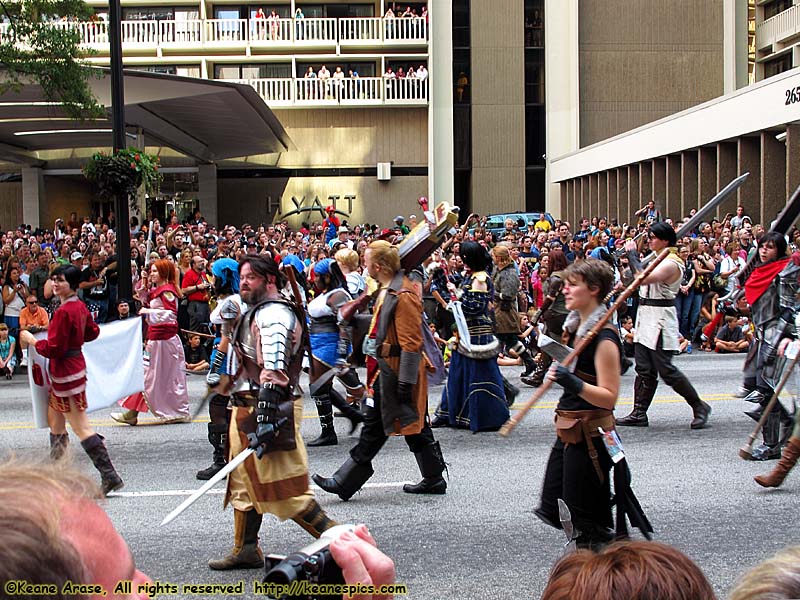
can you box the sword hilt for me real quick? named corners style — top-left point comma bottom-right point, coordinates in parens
top-left (247, 417), bottom-right (289, 459)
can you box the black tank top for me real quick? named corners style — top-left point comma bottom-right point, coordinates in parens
top-left (557, 327), bottom-right (622, 411)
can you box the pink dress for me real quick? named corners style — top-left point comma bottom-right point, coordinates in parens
top-left (120, 284), bottom-right (189, 418)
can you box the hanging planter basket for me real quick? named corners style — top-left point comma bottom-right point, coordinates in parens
top-left (83, 147), bottom-right (162, 210)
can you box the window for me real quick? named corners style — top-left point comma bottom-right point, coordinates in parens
top-left (764, 52), bottom-right (792, 79)
top-left (122, 6), bottom-right (173, 20)
top-left (214, 63), bottom-right (291, 79)
top-left (525, 169), bottom-right (545, 212)
top-left (764, 0), bottom-right (792, 20)
top-left (525, 49), bottom-right (544, 104)
top-left (130, 65), bottom-right (201, 78)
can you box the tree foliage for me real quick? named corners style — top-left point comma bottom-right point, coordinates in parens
top-left (0, 0), bottom-right (102, 118)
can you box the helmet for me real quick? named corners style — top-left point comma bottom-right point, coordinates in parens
top-left (394, 215), bottom-right (404, 223)
top-left (325, 205), bottom-right (335, 213)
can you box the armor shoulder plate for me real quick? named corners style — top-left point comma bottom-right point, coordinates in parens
top-left (255, 301), bottom-right (297, 372)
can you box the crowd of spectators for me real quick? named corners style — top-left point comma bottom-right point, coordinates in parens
top-left (0, 198), bottom-right (782, 379)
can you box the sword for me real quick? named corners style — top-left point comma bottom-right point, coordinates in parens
top-left (160, 418), bottom-right (287, 526)
top-left (538, 334), bottom-right (573, 366)
top-left (160, 445), bottom-right (253, 526)
top-left (558, 499), bottom-right (577, 553)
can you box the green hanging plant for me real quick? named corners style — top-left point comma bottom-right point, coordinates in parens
top-left (83, 148), bottom-right (162, 209)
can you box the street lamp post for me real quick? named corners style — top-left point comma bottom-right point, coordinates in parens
top-left (109, 0), bottom-right (132, 301)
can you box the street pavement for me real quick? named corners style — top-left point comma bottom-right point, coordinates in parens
top-left (1, 351), bottom-right (799, 599)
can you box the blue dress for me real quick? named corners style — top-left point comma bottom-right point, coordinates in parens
top-left (436, 271), bottom-right (509, 432)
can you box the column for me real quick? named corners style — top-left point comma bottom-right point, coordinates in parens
top-left (428, 0), bottom-right (454, 208)
top-left (607, 169), bottom-right (617, 224)
top-left (717, 141), bottom-right (737, 219)
top-left (785, 124), bottom-right (800, 201)
top-left (198, 164), bottom-right (218, 227)
top-left (652, 158), bottom-right (666, 217)
top-left (627, 165), bottom-right (639, 224)
top-left (737, 136), bottom-right (760, 223)
top-left (666, 155), bottom-right (681, 220)
top-left (21, 167), bottom-right (43, 229)
top-left (618, 168), bottom-right (629, 226)
top-left (681, 150), bottom-right (698, 218)
top-left (761, 131), bottom-right (786, 226)
top-left (698, 146), bottom-right (717, 214)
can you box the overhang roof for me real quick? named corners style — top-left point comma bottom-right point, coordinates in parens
top-left (0, 68), bottom-right (293, 165)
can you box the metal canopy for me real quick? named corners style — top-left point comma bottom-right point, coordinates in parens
top-left (0, 68), bottom-right (292, 165)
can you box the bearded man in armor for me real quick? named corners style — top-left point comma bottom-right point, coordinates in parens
top-left (208, 255), bottom-right (336, 570)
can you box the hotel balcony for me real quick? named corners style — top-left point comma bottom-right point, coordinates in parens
top-left (227, 76), bottom-right (428, 107)
top-left (25, 16), bottom-right (428, 54)
top-left (756, 4), bottom-right (800, 52)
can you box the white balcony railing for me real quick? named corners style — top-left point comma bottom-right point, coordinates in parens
top-left (205, 19), bottom-right (247, 44)
top-left (294, 18), bottom-right (337, 44)
top-left (121, 19), bottom-right (159, 45)
top-left (159, 19), bottom-right (202, 45)
top-left (234, 78), bottom-right (294, 106)
top-left (226, 76), bottom-right (427, 107)
top-left (757, 5), bottom-right (800, 51)
top-left (339, 17), bottom-right (381, 43)
top-left (384, 17), bottom-right (428, 42)
top-left (50, 15), bottom-right (427, 49)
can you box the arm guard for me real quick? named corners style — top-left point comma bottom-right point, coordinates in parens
top-left (255, 303), bottom-right (296, 372)
top-left (398, 350), bottom-right (421, 384)
top-left (626, 249), bottom-right (644, 275)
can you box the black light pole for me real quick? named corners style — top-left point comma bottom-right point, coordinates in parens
top-left (109, 0), bottom-right (132, 300)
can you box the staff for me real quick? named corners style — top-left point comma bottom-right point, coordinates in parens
top-left (500, 248), bottom-right (671, 437)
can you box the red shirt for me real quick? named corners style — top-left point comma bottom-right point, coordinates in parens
top-left (182, 268), bottom-right (210, 302)
top-left (35, 296), bottom-right (99, 397)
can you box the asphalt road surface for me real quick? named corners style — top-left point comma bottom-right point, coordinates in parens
top-left (2, 352), bottom-right (798, 599)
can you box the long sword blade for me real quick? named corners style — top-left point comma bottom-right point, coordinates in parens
top-left (160, 447), bottom-right (254, 526)
top-left (674, 172), bottom-right (749, 239)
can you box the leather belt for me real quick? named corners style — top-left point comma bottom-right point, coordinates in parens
top-left (639, 298), bottom-right (675, 307)
top-left (63, 349), bottom-right (81, 358)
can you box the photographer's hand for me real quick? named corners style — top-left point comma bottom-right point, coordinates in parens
top-left (329, 525), bottom-right (396, 600)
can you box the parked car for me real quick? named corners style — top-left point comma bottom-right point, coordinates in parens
top-left (473, 212), bottom-right (556, 238)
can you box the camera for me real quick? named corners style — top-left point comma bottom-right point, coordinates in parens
top-left (262, 524), bottom-right (353, 599)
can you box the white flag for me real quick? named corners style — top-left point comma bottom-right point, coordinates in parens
top-left (28, 318), bottom-right (144, 428)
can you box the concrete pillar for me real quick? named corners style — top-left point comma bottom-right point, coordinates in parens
top-left (581, 175), bottom-right (590, 221)
top-left (723, 0), bottom-right (749, 93)
top-left (618, 168), bottom-right (629, 226)
top-left (627, 165), bottom-right (639, 224)
top-left (737, 136), bottom-right (761, 225)
top-left (698, 146), bottom-right (717, 214)
top-left (589, 173), bottom-right (599, 222)
top-left (652, 158), bottom-right (666, 218)
top-left (607, 169), bottom-right (617, 225)
top-left (761, 131), bottom-right (785, 226)
top-left (717, 141), bottom-right (737, 219)
top-left (598, 171), bottom-right (608, 220)
top-left (666, 155), bottom-right (681, 221)
top-left (560, 182), bottom-right (569, 225)
top-left (570, 179), bottom-right (577, 227)
top-left (198, 164), bottom-right (218, 227)
top-left (681, 150), bottom-right (699, 218)
top-left (640, 161), bottom-right (653, 207)
top-left (786, 124), bottom-right (800, 202)
top-left (429, 0), bottom-right (454, 208)
top-left (21, 167), bottom-right (43, 229)
top-left (544, 0), bottom-right (579, 214)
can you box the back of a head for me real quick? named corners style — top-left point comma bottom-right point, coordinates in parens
top-left (541, 540), bottom-right (716, 600)
top-left (0, 458), bottom-right (99, 599)
top-left (729, 546), bottom-right (800, 600)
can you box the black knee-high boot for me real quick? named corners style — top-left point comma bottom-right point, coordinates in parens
top-left (308, 394), bottom-right (338, 447)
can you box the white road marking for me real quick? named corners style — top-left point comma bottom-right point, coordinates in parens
top-left (109, 481), bottom-right (412, 498)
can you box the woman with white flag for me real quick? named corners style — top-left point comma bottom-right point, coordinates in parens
top-left (20, 264), bottom-right (124, 496)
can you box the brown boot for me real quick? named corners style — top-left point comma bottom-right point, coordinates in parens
top-left (754, 437), bottom-right (800, 488)
top-left (292, 498), bottom-right (336, 538)
top-left (208, 509), bottom-right (264, 570)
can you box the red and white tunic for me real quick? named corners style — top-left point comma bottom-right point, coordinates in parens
top-left (35, 295), bottom-right (99, 412)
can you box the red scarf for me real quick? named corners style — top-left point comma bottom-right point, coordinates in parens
top-left (745, 257), bottom-right (789, 305)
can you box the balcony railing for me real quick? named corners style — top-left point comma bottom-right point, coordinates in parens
top-left (26, 16), bottom-right (428, 50)
top-left (757, 4), bottom-right (800, 51)
top-left (228, 76), bottom-right (428, 107)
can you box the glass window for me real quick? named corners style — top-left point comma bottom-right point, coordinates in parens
top-left (214, 7), bottom-right (243, 20)
top-left (454, 105), bottom-right (471, 169)
top-left (215, 65), bottom-right (242, 79)
top-left (297, 61), bottom-right (374, 77)
top-left (525, 105), bottom-right (545, 167)
top-left (123, 6), bottom-right (173, 20)
top-left (764, 52), bottom-right (792, 79)
top-left (525, 169), bottom-right (546, 212)
top-left (215, 64), bottom-right (291, 79)
top-left (764, 0), bottom-right (792, 20)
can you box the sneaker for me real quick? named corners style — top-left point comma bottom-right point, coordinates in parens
top-left (686, 344), bottom-right (692, 354)
top-left (20, 356), bottom-right (28, 367)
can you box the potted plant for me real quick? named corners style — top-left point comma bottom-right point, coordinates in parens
top-left (83, 147), bottom-right (161, 211)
